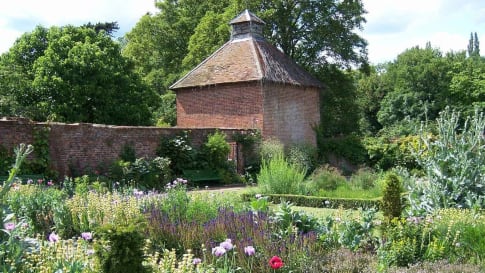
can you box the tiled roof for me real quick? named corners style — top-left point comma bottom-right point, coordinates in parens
top-left (170, 10), bottom-right (322, 90)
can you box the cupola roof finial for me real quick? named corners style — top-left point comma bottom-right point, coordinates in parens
top-left (229, 9), bottom-right (265, 40)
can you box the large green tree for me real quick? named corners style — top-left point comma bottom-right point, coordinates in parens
top-left (449, 54), bottom-right (485, 116)
top-left (123, 0), bottom-right (232, 94)
top-left (0, 25), bottom-right (159, 125)
top-left (377, 43), bottom-right (452, 129)
top-left (356, 64), bottom-right (391, 135)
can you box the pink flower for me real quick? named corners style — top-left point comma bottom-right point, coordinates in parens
top-left (47, 180), bottom-right (54, 186)
top-left (212, 246), bottom-right (226, 257)
top-left (81, 232), bottom-right (92, 240)
top-left (193, 258), bottom-right (202, 265)
top-left (220, 239), bottom-right (233, 250)
top-left (48, 232), bottom-right (59, 242)
top-left (4, 222), bottom-right (15, 231)
top-left (244, 245), bottom-right (255, 256)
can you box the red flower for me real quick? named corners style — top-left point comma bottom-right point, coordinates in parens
top-left (269, 256), bottom-right (284, 269)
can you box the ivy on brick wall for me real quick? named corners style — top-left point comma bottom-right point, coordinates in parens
top-left (22, 127), bottom-right (54, 177)
top-left (0, 145), bottom-right (14, 176)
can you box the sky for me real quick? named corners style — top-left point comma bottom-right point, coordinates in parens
top-left (1, 0), bottom-right (484, 64)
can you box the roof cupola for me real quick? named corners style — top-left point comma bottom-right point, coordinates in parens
top-left (229, 9), bottom-right (265, 40)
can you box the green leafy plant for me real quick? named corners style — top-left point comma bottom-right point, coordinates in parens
top-left (307, 165), bottom-right (347, 192)
top-left (337, 208), bottom-right (378, 251)
top-left (271, 201), bottom-right (320, 238)
top-left (408, 108), bottom-right (485, 214)
top-left (200, 130), bottom-right (230, 170)
top-left (378, 218), bottom-right (429, 268)
top-left (109, 156), bottom-right (172, 190)
top-left (7, 185), bottom-right (69, 237)
top-left (94, 223), bottom-right (149, 273)
top-left (157, 131), bottom-right (195, 175)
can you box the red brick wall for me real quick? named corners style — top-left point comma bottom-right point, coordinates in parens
top-left (0, 118), bottom-right (250, 177)
top-left (175, 82), bottom-right (320, 147)
top-left (262, 84), bottom-right (320, 146)
top-left (176, 82), bottom-right (264, 129)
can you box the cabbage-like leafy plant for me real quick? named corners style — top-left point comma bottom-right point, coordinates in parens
top-left (408, 108), bottom-right (485, 215)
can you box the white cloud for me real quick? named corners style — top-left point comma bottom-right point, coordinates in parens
top-left (0, 0), bottom-right (158, 53)
top-left (361, 0), bottom-right (485, 64)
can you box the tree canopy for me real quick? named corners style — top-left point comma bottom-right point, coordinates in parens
top-left (357, 40), bottom-right (485, 135)
top-left (0, 25), bottom-right (159, 125)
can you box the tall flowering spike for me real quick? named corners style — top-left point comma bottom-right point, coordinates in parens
top-left (269, 256), bottom-right (284, 269)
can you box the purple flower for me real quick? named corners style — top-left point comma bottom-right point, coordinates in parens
top-left (193, 258), bottom-right (202, 265)
top-left (212, 246), bottom-right (227, 257)
top-left (48, 232), bottom-right (59, 242)
top-left (133, 189), bottom-right (144, 197)
top-left (244, 245), bottom-right (255, 256)
top-left (4, 222), bottom-right (15, 231)
top-left (47, 180), bottom-right (54, 186)
top-left (81, 232), bottom-right (92, 240)
top-left (220, 239), bottom-right (233, 250)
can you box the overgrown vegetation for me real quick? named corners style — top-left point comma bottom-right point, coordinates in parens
top-left (2, 138), bottom-right (485, 272)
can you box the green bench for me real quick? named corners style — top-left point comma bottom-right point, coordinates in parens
top-left (182, 169), bottom-right (221, 183)
top-left (0, 174), bottom-right (44, 183)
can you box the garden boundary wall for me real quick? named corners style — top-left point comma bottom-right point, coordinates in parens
top-left (0, 117), bottom-right (252, 178)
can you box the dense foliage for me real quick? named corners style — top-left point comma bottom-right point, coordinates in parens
top-left (0, 25), bottom-right (159, 125)
top-left (408, 108), bottom-right (485, 215)
top-left (1, 143), bottom-right (485, 272)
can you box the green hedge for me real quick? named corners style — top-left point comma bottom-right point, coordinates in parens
top-left (242, 193), bottom-right (382, 210)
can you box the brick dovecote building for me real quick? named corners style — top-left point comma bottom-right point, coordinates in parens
top-left (170, 10), bottom-right (322, 146)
